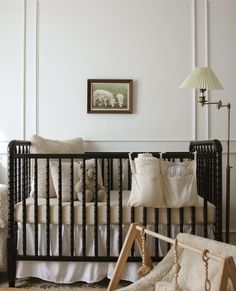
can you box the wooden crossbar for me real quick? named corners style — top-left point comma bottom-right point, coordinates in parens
top-left (107, 224), bottom-right (236, 291)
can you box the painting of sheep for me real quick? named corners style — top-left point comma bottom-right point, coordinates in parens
top-left (93, 89), bottom-right (116, 108)
top-left (87, 79), bottom-right (133, 113)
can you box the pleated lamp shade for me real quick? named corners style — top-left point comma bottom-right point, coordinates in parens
top-left (180, 67), bottom-right (223, 90)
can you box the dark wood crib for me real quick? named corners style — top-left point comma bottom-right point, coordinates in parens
top-left (7, 139), bottom-right (222, 286)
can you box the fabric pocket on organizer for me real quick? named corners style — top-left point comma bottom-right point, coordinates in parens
top-left (160, 160), bottom-right (198, 208)
top-left (128, 153), bottom-right (165, 208)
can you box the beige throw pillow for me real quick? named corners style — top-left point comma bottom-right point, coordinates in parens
top-left (30, 135), bottom-right (84, 198)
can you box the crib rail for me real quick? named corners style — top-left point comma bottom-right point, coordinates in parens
top-left (7, 139), bottom-right (222, 287)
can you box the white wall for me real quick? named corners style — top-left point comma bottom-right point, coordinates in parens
top-left (0, 0), bottom-right (235, 237)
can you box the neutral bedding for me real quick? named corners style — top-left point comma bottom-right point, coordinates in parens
top-left (15, 190), bottom-right (215, 225)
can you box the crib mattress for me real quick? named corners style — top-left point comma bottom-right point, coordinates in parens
top-left (14, 190), bottom-right (215, 225)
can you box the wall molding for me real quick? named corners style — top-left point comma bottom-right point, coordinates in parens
top-left (22, 0), bottom-right (27, 140)
top-left (2, 138), bottom-right (236, 143)
top-left (84, 139), bottom-right (191, 142)
top-left (35, 0), bottom-right (39, 135)
top-left (192, 0), bottom-right (197, 141)
top-left (33, 0), bottom-right (197, 141)
top-left (204, 0), bottom-right (209, 140)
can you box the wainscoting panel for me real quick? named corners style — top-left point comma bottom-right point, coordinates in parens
top-left (35, 0), bottom-right (193, 141)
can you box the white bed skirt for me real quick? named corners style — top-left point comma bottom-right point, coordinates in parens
top-left (16, 223), bottom-right (214, 283)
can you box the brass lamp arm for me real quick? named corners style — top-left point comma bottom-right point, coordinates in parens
top-left (198, 98), bottom-right (231, 110)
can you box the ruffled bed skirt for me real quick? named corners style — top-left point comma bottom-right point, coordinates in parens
top-left (16, 223), bottom-right (214, 283)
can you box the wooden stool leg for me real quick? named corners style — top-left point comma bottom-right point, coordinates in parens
top-left (107, 224), bottom-right (138, 291)
top-left (219, 257), bottom-right (236, 291)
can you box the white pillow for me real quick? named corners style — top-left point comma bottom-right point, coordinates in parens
top-left (30, 135), bottom-right (84, 198)
top-left (160, 160), bottom-right (198, 207)
top-left (128, 154), bottom-right (165, 208)
top-left (50, 161), bottom-right (80, 202)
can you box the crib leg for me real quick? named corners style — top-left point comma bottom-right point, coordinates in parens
top-left (7, 237), bottom-right (16, 287)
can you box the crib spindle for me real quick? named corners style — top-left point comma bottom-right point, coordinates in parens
top-left (130, 155), bottom-right (135, 257)
top-left (128, 158), bottom-right (131, 191)
top-left (118, 158), bottom-right (123, 253)
top-left (191, 207), bottom-right (196, 234)
top-left (143, 207), bottom-right (147, 227)
top-left (167, 208), bottom-right (171, 250)
top-left (58, 158), bottom-right (62, 256)
top-left (179, 158), bottom-right (184, 233)
top-left (129, 155), bottom-right (135, 257)
top-left (94, 158), bottom-right (98, 257)
top-left (82, 159), bottom-right (86, 257)
top-left (13, 160), bottom-right (17, 210)
top-left (22, 154), bottom-right (27, 256)
top-left (203, 154), bottom-right (209, 238)
top-left (46, 158), bottom-right (50, 257)
top-left (17, 147), bottom-right (21, 203)
top-left (70, 158), bottom-right (74, 257)
top-left (106, 158), bottom-right (111, 258)
top-left (111, 159), bottom-right (113, 190)
top-left (34, 158), bottom-right (39, 256)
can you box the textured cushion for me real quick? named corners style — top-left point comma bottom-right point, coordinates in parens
top-left (50, 161), bottom-right (80, 202)
top-left (118, 233), bottom-right (236, 291)
top-left (30, 135), bottom-right (84, 198)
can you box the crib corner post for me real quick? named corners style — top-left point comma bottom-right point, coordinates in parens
top-left (7, 236), bottom-right (16, 287)
top-left (7, 140), bottom-right (17, 287)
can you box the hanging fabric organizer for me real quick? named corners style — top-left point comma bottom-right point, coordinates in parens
top-left (128, 153), bottom-right (199, 208)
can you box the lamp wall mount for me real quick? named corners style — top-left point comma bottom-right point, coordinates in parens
top-left (197, 89), bottom-right (231, 110)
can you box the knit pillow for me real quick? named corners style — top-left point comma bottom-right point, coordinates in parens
top-left (30, 135), bottom-right (84, 198)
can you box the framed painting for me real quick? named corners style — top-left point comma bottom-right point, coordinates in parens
top-left (87, 79), bottom-right (133, 113)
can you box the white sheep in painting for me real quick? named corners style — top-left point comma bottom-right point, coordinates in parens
top-left (93, 89), bottom-right (113, 107)
top-left (116, 93), bottom-right (125, 108)
top-left (110, 96), bottom-right (117, 107)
